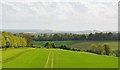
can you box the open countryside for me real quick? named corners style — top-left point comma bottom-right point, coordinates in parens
top-left (2, 48), bottom-right (118, 68)
top-left (1, 31), bottom-right (119, 68)
top-left (1, 1), bottom-right (119, 69)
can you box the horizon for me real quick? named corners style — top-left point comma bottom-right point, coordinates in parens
top-left (1, 29), bottom-right (118, 32)
top-left (1, 29), bottom-right (118, 34)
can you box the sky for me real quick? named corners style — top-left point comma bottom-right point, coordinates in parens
top-left (0, 0), bottom-right (119, 31)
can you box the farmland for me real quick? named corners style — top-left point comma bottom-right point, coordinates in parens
top-left (34, 40), bottom-right (118, 51)
top-left (0, 49), bottom-right (1, 69)
top-left (1, 32), bottom-right (119, 68)
top-left (2, 48), bottom-right (118, 68)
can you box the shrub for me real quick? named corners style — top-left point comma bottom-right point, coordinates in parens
top-left (103, 44), bottom-right (112, 56)
top-left (96, 45), bottom-right (104, 55)
top-left (88, 44), bottom-right (112, 56)
top-left (51, 42), bottom-right (56, 48)
top-left (89, 44), bottom-right (97, 53)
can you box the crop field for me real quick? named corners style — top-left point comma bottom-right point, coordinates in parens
top-left (2, 48), bottom-right (118, 68)
top-left (0, 49), bottom-right (2, 69)
top-left (34, 41), bottom-right (118, 51)
top-left (2, 48), bottom-right (49, 68)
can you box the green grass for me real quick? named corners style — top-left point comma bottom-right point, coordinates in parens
top-left (0, 49), bottom-right (2, 69)
top-left (2, 48), bottom-right (118, 68)
top-left (2, 48), bottom-right (31, 60)
top-left (2, 48), bottom-right (50, 68)
top-left (53, 49), bottom-right (118, 68)
top-left (34, 40), bottom-right (118, 51)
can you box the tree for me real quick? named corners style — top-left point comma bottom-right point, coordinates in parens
top-left (115, 50), bottom-right (120, 57)
top-left (12, 36), bottom-right (18, 48)
top-left (51, 42), bottom-right (56, 48)
top-left (1, 32), bottom-right (28, 48)
top-left (44, 42), bottom-right (52, 48)
top-left (33, 32), bottom-right (118, 41)
top-left (16, 36), bottom-right (21, 48)
top-left (89, 44), bottom-right (97, 53)
top-left (1, 34), bottom-right (6, 48)
top-left (24, 34), bottom-right (34, 47)
top-left (44, 42), bottom-right (49, 47)
top-left (88, 33), bottom-right (94, 40)
top-left (6, 36), bottom-right (12, 48)
top-left (103, 44), bottom-right (112, 56)
top-left (80, 34), bottom-right (86, 40)
top-left (96, 44), bottom-right (104, 54)
top-left (22, 38), bottom-right (27, 47)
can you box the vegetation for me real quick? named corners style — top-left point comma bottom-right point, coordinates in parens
top-left (2, 48), bottom-right (50, 68)
top-left (34, 41), bottom-right (119, 56)
top-left (87, 44), bottom-right (112, 56)
top-left (1, 32), bottom-right (34, 48)
top-left (103, 44), bottom-right (112, 55)
top-left (1, 31), bottom-right (119, 68)
top-left (34, 41), bottom-right (118, 50)
top-left (34, 32), bottom-right (119, 41)
top-left (2, 48), bottom-right (118, 68)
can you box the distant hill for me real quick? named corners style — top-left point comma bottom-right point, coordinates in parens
top-left (2, 29), bottom-right (118, 34)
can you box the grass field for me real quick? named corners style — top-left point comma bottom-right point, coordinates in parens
top-left (0, 49), bottom-right (2, 69)
top-left (2, 48), bottom-right (118, 68)
top-left (34, 40), bottom-right (118, 51)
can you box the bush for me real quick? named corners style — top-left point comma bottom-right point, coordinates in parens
top-left (89, 44), bottom-right (97, 53)
top-left (88, 44), bottom-right (112, 56)
top-left (59, 45), bottom-right (71, 50)
top-left (44, 42), bottom-right (56, 48)
top-left (103, 44), bottom-right (112, 56)
top-left (44, 42), bottom-right (49, 47)
top-left (51, 42), bottom-right (56, 48)
top-left (96, 45), bottom-right (104, 55)
top-left (114, 50), bottom-right (120, 57)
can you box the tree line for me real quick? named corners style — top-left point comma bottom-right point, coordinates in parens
top-left (34, 32), bottom-right (119, 41)
top-left (43, 42), bottom-right (81, 52)
top-left (87, 44), bottom-right (112, 56)
top-left (1, 32), bottom-right (34, 48)
top-left (43, 42), bottom-right (120, 57)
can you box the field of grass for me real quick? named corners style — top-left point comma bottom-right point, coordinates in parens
top-left (34, 40), bottom-right (118, 51)
top-left (2, 48), bottom-right (118, 68)
top-left (2, 48), bottom-right (49, 68)
top-left (53, 49), bottom-right (118, 68)
top-left (0, 49), bottom-right (2, 69)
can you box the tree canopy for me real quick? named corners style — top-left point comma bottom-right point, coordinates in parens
top-left (1, 32), bottom-right (34, 48)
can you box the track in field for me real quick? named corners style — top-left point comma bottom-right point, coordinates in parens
top-left (45, 51), bottom-right (54, 70)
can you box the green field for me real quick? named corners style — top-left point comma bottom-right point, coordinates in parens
top-left (2, 48), bottom-right (118, 68)
top-left (34, 40), bottom-right (118, 51)
top-left (0, 49), bottom-right (2, 69)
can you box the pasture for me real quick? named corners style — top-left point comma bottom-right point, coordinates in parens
top-left (0, 49), bottom-right (2, 69)
top-left (2, 48), bottom-right (118, 68)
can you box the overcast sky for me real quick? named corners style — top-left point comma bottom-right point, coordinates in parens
top-left (0, 0), bottom-right (119, 31)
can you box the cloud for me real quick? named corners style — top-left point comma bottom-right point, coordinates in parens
top-left (1, 0), bottom-right (118, 31)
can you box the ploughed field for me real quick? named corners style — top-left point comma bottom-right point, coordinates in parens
top-left (34, 40), bottom-right (118, 51)
top-left (2, 48), bottom-right (118, 68)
